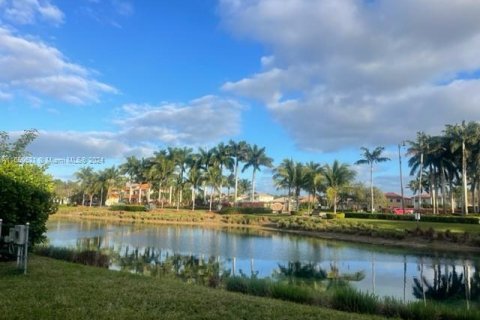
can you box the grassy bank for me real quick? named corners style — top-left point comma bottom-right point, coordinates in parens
top-left (0, 256), bottom-right (382, 320)
top-left (51, 206), bottom-right (480, 252)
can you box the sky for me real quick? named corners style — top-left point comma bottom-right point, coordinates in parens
top-left (2, 0), bottom-right (480, 195)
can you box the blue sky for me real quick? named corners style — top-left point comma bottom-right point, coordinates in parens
top-left (2, 0), bottom-right (480, 195)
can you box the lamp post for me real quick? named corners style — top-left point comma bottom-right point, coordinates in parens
top-left (398, 142), bottom-right (405, 213)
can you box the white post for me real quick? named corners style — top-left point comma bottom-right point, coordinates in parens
top-left (24, 223), bottom-right (29, 275)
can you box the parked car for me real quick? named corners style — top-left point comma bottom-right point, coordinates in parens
top-left (392, 207), bottom-right (414, 215)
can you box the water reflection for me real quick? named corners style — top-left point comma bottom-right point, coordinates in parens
top-left (46, 219), bottom-right (480, 304)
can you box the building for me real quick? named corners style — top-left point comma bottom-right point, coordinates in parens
top-left (384, 192), bottom-right (413, 208)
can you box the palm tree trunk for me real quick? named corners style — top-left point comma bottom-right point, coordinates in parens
top-left (209, 186), bottom-right (213, 212)
top-left (370, 163), bottom-right (374, 213)
top-left (82, 193), bottom-right (85, 206)
top-left (333, 192), bottom-right (337, 214)
top-left (192, 185), bottom-right (195, 211)
top-left (89, 194), bottom-right (93, 207)
top-left (287, 187), bottom-right (291, 213)
top-left (169, 186), bottom-right (172, 205)
top-left (251, 169), bottom-right (256, 202)
top-left (128, 184), bottom-right (132, 204)
top-left (203, 181), bottom-right (207, 204)
top-left (462, 141), bottom-right (468, 215)
top-left (450, 180), bottom-right (455, 214)
top-left (441, 164), bottom-right (447, 214)
top-left (234, 160), bottom-right (239, 205)
top-left (219, 164), bottom-right (223, 202)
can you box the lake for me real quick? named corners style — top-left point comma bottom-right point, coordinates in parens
top-left (46, 219), bottom-right (479, 304)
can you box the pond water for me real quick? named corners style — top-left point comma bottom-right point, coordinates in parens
top-left (46, 219), bottom-right (480, 304)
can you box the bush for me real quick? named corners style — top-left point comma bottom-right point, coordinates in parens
top-left (344, 212), bottom-right (480, 224)
top-left (109, 204), bottom-right (146, 212)
top-left (0, 161), bottom-right (57, 246)
top-left (34, 246), bottom-right (110, 268)
top-left (326, 213), bottom-right (336, 219)
top-left (219, 207), bottom-right (273, 215)
top-left (336, 213), bottom-right (345, 219)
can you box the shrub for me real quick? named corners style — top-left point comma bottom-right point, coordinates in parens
top-left (344, 212), bottom-right (480, 224)
top-left (219, 207), bottom-right (273, 215)
top-left (0, 161), bottom-right (57, 246)
top-left (109, 204), bottom-right (146, 212)
top-left (336, 213), bottom-right (345, 219)
top-left (271, 282), bottom-right (315, 304)
top-left (326, 213), bottom-right (336, 219)
top-left (34, 246), bottom-right (110, 268)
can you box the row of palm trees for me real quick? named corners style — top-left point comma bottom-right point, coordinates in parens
top-left (74, 141), bottom-right (271, 210)
top-left (71, 121), bottom-right (480, 215)
top-left (406, 121), bottom-right (480, 215)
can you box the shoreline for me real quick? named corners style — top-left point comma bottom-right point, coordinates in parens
top-left (49, 211), bottom-right (480, 255)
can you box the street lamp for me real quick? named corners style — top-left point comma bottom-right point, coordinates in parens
top-left (398, 141), bottom-right (406, 213)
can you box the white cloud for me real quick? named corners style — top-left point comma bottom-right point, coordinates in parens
top-left (22, 96), bottom-right (244, 159)
top-left (116, 95), bottom-right (244, 145)
top-left (0, 0), bottom-right (64, 25)
top-left (219, 0), bottom-right (480, 151)
top-left (0, 27), bottom-right (117, 104)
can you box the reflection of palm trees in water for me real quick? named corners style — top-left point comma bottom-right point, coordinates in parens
top-left (412, 263), bottom-right (479, 304)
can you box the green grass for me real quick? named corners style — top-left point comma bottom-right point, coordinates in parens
top-left (0, 256), bottom-right (382, 320)
top-left (346, 218), bottom-right (480, 234)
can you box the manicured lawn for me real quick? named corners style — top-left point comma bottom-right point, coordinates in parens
top-left (0, 256), bottom-right (383, 320)
top-left (346, 218), bottom-right (480, 234)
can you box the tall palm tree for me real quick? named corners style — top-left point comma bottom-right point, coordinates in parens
top-left (237, 178), bottom-right (252, 198)
top-left (120, 156), bottom-right (141, 203)
top-left (199, 147), bottom-right (216, 204)
top-left (213, 142), bottom-right (234, 201)
top-left (273, 159), bottom-right (296, 212)
top-left (355, 146), bottom-right (390, 213)
top-left (186, 153), bottom-right (204, 211)
top-left (101, 166), bottom-right (124, 205)
top-left (322, 160), bottom-right (356, 214)
top-left (75, 166), bottom-right (95, 206)
top-left (206, 165), bottom-right (222, 211)
top-left (445, 121), bottom-right (479, 215)
top-left (305, 161), bottom-right (323, 212)
top-left (168, 147), bottom-right (193, 210)
top-left (148, 150), bottom-right (175, 208)
top-left (242, 144), bottom-right (273, 201)
top-left (228, 140), bottom-right (249, 205)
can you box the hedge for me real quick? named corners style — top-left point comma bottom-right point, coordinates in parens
top-left (109, 205), bottom-right (146, 212)
top-left (344, 212), bottom-right (480, 224)
top-left (219, 207), bottom-right (273, 215)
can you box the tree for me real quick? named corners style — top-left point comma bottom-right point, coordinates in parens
top-left (322, 160), bottom-right (356, 214)
top-left (273, 159), bottom-right (296, 212)
top-left (0, 130), bottom-right (56, 246)
top-left (120, 156), bottom-right (141, 203)
top-left (75, 167), bottom-right (96, 206)
top-left (445, 121), bottom-right (479, 215)
top-left (0, 129), bottom-right (38, 159)
top-left (213, 142), bottom-right (233, 201)
top-left (148, 150), bottom-right (175, 208)
top-left (228, 140), bottom-right (249, 204)
top-left (305, 162), bottom-right (323, 212)
top-left (355, 146), bottom-right (390, 213)
top-left (168, 147), bottom-right (193, 210)
top-left (237, 178), bottom-right (252, 197)
top-left (186, 153), bottom-right (204, 211)
top-left (242, 144), bottom-right (273, 201)
top-left (206, 166), bottom-right (222, 211)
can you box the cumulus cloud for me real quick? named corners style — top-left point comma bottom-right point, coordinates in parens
top-left (22, 96), bottom-right (244, 159)
top-left (0, 0), bottom-right (64, 25)
top-left (219, 0), bottom-right (480, 151)
top-left (0, 27), bottom-right (117, 104)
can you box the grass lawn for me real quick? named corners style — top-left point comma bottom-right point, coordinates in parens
top-left (0, 256), bottom-right (384, 320)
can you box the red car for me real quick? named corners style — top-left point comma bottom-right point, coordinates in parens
top-left (392, 207), bottom-right (414, 215)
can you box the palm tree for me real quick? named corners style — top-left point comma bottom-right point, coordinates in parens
top-left (148, 150), bottom-right (175, 208)
top-left (206, 165), bottom-right (222, 211)
top-left (168, 147), bottom-right (193, 210)
top-left (445, 121), bottom-right (479, 215)
top-left (75, 166), bottom-right (96, 206)
top-left (199, 147), bottom-right (216, 204)
top-left (186, 153), bottom-right (204, 211)
top-left (120, 156), bottom-right (141, 203)
top-left (228, 140), bottom-right (249, 205)
top-left (305, 161), bottom-right (323, 212)
top-left (322, 160), bottom-right (356, 214)
top-left (213, 142), bottom-right (234, 201)
top-left (242, 144), bottom-right (273, 201)
top-left (99, 166), bottom-right (124, 206)
top-left (273, 159), bottom-right (296, 212)
top-left (237, 178), bottom-right (252, 198)
top-left (355, 147), bottom-right (390, 213)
